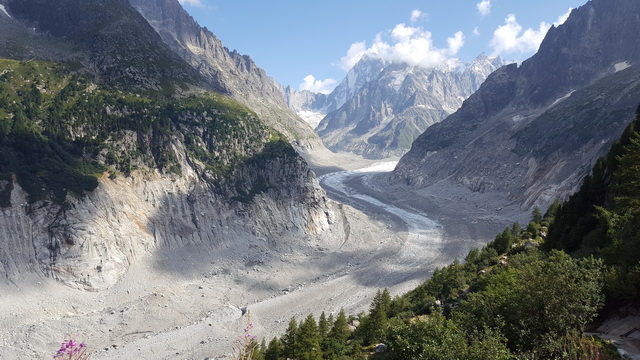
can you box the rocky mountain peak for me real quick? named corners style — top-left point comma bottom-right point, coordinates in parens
top-left (128, 0), bottom-right (322, 151)
top-left (393, 0), bottom-right (640, 208)
top-left (2, 0), bottom-right (205, 92)
top-left (314, 53), bottom-right (504, 159)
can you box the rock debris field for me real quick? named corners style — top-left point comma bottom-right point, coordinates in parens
top-left (0, 153), bottom-right (526, 359)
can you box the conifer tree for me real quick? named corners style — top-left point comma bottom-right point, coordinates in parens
top-left (264, 338), bottom-right (283, 360)
top-left (360, 289), bottom-right (392, 345)
top-left (281, 317), bottom-right (298, 360)
top-left (324, 309), bottom-right (350, 359)
top-left (318, 311), bottom-right (330, 340)
top-left (296, 314), bottom-right (322, 360)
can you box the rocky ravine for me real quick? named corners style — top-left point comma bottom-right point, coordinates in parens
top-left (0, 153), bottom-right (519, 359)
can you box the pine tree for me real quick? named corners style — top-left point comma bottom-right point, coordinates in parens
top-left (264, 337), bottom-right (283, 360)
top-left (492, 227), bottom-right (514, 253)
top-left (324, 309), bottom-right (350, 359)
top-left (532, 206), bottom-right (543, 223)
top-left (361, 289), bottom-right (391, 345)
top-left (281, 317), bottom-right (298, 360)
top-left (318, 312), bottom-right (330, 339)
top-left (296, 314), bottom-right (322, 360)
top-left (318, 311), bottom-right (330, 354)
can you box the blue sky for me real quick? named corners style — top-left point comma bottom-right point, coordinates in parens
top-left (178, 0), bottom-right (587, 94)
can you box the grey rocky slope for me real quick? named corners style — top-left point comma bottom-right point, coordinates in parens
top-left (316, 54), bottom-right (503, 159)
top-left (0, 0), bottom-right (348, 290)
top-left (392, 0), bottom-right (640, 208)
top-left (282, 56), bottom-right (387, 128)
top-left (0, 0), bottom-right (206, 92)
top-left (128, 0), bottom-right (322, 151)
top-left (282, 87), bottom-right (327, 128)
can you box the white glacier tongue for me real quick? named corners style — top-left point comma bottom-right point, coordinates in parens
top-left (0, 5), bottom-right (11, 18)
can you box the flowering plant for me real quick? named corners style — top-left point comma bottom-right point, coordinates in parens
top-left (53, 338), bottom-right (90, 360)
top-left (234, 311), bottom-right (259, 360)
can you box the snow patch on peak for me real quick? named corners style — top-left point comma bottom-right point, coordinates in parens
top-left (0, 5), bottom-right (11, 18)
top-left (297, 110), bottom-right (326, 129)
top-left (614, 61), bottom-right (630, 72)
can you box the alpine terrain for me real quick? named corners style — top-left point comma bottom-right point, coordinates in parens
top-left (1, 0), bottom-right (640, 358)
top-left (318, 54), bottom-right (504, 158)
top-left (393, 0), bottom-right (640, 208)
top-left (0, 1), bottom-right (386, 358)
top-left (288, 54), bottom-right (503, 159)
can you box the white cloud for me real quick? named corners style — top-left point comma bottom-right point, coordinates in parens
top-left (299, 75), bottom-right (337, 94)
top-left (472, 27), bottom-right (481, 36)
top-left (554, 8), bottom-right (573, 27)
top-left (410, 9), bottom-right (424, 23)
top-left (447, 31), bottom-right (464, 55)
top-left (339, 42), bottom-right (367, 71)
top-left (490, 9), bottom-right (574, 56)
top-left (178, 0), bottom-right (204, 7)
top-left (476, 0), bottom-right (491, 16)
top-left (490, 14), bottom-right (549, 55)
top-left (338, 24), bottom-right (465, 71)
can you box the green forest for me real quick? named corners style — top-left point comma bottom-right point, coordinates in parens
top-left (0, 59), bottom-right (293, 207)
top-left (243, 108), bottom-right (640, 359)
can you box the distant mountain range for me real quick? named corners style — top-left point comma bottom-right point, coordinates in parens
top-left (286, 54), bottom-right (503, 158)
top-left (392, 0), bottom-right (640, 208)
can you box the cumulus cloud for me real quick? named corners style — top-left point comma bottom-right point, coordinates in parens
top-left (490, 14), bottom-right (544, 55)
top-left (299, 75), bottom-right (337, 94)
top-left (178, 0), bottom-right (204, 6)
top-left (472, 27), bottom-right (481, 36)
top-left (554, 8), bottom-right (573, 27)
top-left (447, 31), bottom-right (464, 54)
top-left (338, 23), bottom-right (465, 71)
top-left (490, 9), bottom-right (573, 56)
top-left (339, 42), bottom-right (367, 71)
top-left (476, 0), bottom-right (491, 16)
top-left (410, 9), bottom-right (424, 23)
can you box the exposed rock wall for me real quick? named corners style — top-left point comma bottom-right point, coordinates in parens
top-left (128, 0), bottom-right (322, 151)
top-left (393, 0), bottom-right (640, 209)
top-left (0, 137), bottom-right (345, 291)
top-left (316, 55), bottom-right (504, 159)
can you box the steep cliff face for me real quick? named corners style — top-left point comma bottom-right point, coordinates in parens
top-left (0, 1), bottom-right (346, 290)
top-left (393, 0), bottom-right (640, 208)
top-left (317, 55), bottom-right (503, 159)
top-left (282, 57), bottom-right (387, 129)
top-left (128, 0), bottom-right (322, 151)
top-left (282, 87), bottom-right (327, 129)
top-left (0, 142), bottom-right (342, 291)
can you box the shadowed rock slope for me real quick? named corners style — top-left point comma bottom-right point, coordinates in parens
top-left (393, 0), bottom-right (640, 208)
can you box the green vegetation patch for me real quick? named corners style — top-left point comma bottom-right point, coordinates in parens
top-left (0, 59), bottom-right (295, 206)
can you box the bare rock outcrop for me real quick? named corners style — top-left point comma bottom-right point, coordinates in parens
top-left (0, 139), bottom-right (346, 291)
